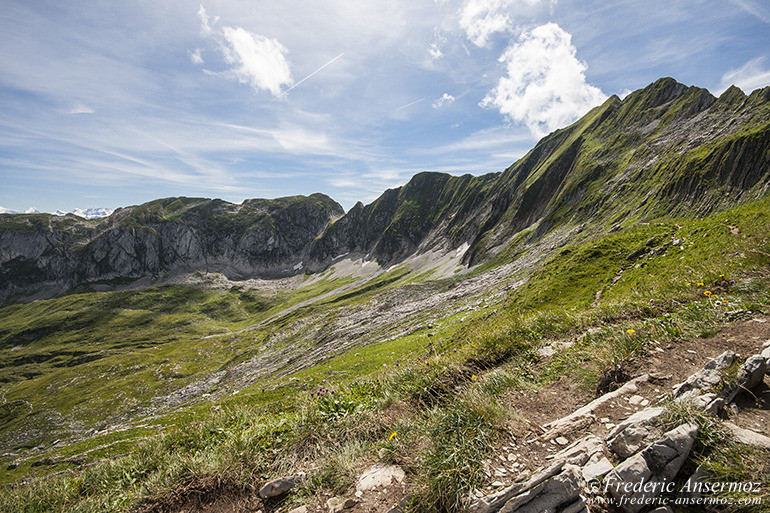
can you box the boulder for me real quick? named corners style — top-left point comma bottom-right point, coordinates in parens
top-left (498, 465), bottom-right (585, 513)
top-left (551, 435), bottom-right (604, 466)
top-left (327, 497), bottom-right (358, 513)
top-left (582, 456), bottom-right (614, 482)
top-left (724, 421), bottom-right (770, 449)
top-left (356, 464), bottom-right (405, 493)
top-left (689, 392), bottom-right (724, 414)
top-left (724, 355), bottom-right (767, 403)
top-left (604, 423), bottom-right (697, 513)
top-left (258, 474), bottom-right (305, 499)
top-left (761, 340), bottom-right (770, 362)
top-left (607, 407), bottom-right (666, 460)
top-left (672, 351), bottom-right (735, 397)
top-left (470, 461), bottom-right (565, 513)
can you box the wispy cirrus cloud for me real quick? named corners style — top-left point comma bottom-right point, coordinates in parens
top-left (729, 0), bottom-right (770, 23)
top-left (68, 102), bottom-right (94, 115)
top-left (481, 22), bottom-right (606, 138)
top-left (189, 48), bottom-right (204, 65)
top-left (719, 57), bottom-right (770, 93)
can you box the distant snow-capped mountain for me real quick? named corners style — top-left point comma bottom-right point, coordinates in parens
top-left (0, 206), bottom-right (114, 219)
top-left (0, 206), bottom-right (41, 214)
top-left (53, 208), bottom-right (115, 219)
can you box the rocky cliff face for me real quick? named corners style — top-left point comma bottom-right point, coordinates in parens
top-left (2, 78), bottom-right (770, 302)
top-left (0, 195), bottom-right (343, 302)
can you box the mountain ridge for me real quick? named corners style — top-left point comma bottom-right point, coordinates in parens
top-left (2, 78), bottom-right (770, 510)
top-left (2, 77), bottom-right (769, 303)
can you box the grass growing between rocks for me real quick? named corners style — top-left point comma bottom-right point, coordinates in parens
top-left (656, 401), bottom-right (770, 513)
top-left (1, 278), bottom-right (767, 512)
top-left (1, 197), bottom-right (769, 512)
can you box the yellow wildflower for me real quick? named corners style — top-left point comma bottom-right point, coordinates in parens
top-left (471, 375), bottom-right (477, 381)
top-left (627, 329), bottom-right (636, 334)
top-left (704, 291), bottom-right (712, 296)
top-left (389, 432), bottom-right (397, 441)
top-left (697, 282), bottom-right (704, 287)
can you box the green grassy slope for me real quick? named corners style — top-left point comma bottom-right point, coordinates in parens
top-left (1, 191), bottom-right (767, 513)
top-left (1, 78), bottom-right (770, 511)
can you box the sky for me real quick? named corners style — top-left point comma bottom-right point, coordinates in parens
top-left (1, 0), bottom-right (769, 213)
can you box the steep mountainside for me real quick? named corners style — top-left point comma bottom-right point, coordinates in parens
top-left (462, 79), bottom-right (770, 263)
top-left (1, 78), bottom-right (769, 302)
top-left (1, 79), bottom-right (770, 511)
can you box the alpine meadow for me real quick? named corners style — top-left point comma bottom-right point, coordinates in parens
top-left (2, 1), bottom-right (770, 512)
top-left (2, 77), bottom-right (770, 512)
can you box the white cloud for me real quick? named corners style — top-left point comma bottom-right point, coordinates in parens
top-left (428, 27), bottom-right (447, 60)
top-left (220, 26), bottom-right (293, 96)
top-left (481, 23), bottom-right (606, 138)
top-left (459, 0), bottom-right (514, 47)
top-left (197, 4), bottom-right (216, 35)
top-left (720, 57), bottom-right (770, 94)
top-left (69, 102), bottom-right (94, 114)
top-left (429, 43), bottom-right (443, 59)
top-left (432, 92), bottom-right (455, 108)
top-left (272, 127), bottom-right (330, 154)
top-left (189, 48), bottom-right (204, 65)
top-left (197, 5), bottom-right (293, 97)
top-left (458, 0), bottom-right (553, 47)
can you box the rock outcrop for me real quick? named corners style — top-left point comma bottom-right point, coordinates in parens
top-left (3, 79), bottom-right (770, 302)
top-left (0, 195), bottom-right (343, 302)
top-left (470, 339), bottom-right (770, 513)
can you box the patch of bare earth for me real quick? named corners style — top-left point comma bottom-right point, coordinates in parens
top-left (474, 314), bottom-right (770, 497)
top-left (138, 478), bottom-right (256, 513)
top-left (147, 316), bottom-right (770, 512)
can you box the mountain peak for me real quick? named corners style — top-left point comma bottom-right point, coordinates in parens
top-left (2, 77), bottom-right (769, 301)
top-left (623, 77), bottom-right (690, 109)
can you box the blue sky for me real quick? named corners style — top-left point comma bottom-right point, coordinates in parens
top-left (1, 0), bottom-right (769, 213)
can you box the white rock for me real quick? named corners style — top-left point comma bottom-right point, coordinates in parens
top-left (724, 421), bottom-right (770, 449)
top-left (725, 355), bottom-right (767, 403)
top-left (672, 351), bottom-right (735, 397)
top-left (356, 464), bottom-right (405, 493)
top-left (327, 497), bottom-right (357, 513)
top-left (582, 457), bottom-right (614, 482)
top-left (607, 407), bottom-right (666, 460)
top-left (605, 423), bottom-right (697, 513)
